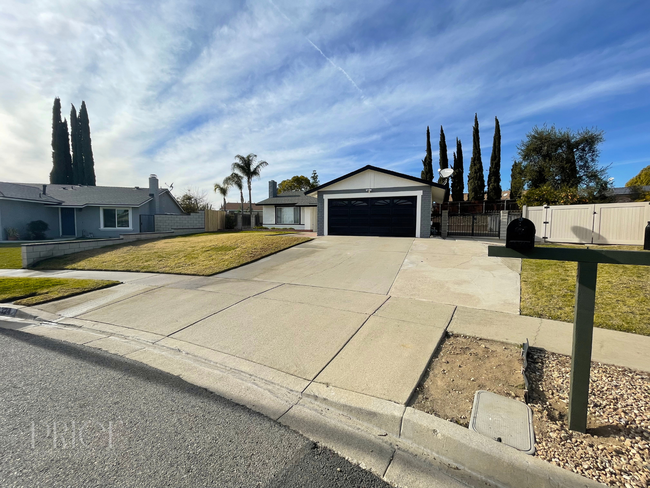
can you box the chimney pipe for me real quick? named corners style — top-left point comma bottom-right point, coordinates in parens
top-left (269, 180), bottom-right (277, 198)
top-left (149, 174), bottom-right (160, 214)
top-left (42, 184), bottom-right (46, 195)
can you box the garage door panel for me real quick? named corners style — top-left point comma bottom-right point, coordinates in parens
top-left (328, 197), bottom-right (417, 237)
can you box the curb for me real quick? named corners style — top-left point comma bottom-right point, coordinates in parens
top-left (0, 306), bottom-right (604, 488)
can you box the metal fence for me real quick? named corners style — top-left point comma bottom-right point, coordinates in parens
top-left (447, 214), bottom-right (500, 237)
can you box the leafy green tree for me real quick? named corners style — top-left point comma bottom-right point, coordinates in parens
top-left (78, 101), bottom-right (96, 186)
top-left (49, 98), bottom-right (72, 184)
top-left (626, 165), bottom-right (650, 187)
top-left (213, 179), bottom-right (230, 211)
top-left (517, 184), bottom-right (604, 207)
top-left (70, 104), bottom-right (85, 185)
top-left (420, 126), bottom-right (434, 182)
top-left (278, 175), bottom-right (312, 194)
top-left (224, 172), bottom-right (245, 218)
top-left (517, 125), bottom-right (608, 198)
top-left (177, 188), bottom-right (212, 213)
top-left (487, 117), bottom-right (502, 201)
top-left (438, 126), bottom-right (449, 201)
top-left (310, 170), bottom-right (320, 188)
top-left (467, 114), bottom-right (485, 201)
top-left (451, 138), bottom-right (464, 202)
top-left (510, 161), bottom-right (524, 200)
top-left (231, 154), bottom-right (268, 223)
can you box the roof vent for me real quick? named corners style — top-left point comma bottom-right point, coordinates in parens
top-left (135, 186), bottom-right (140, 189)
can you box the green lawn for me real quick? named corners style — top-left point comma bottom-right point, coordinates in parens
top-left (0, 244), bottom-right (22, 269)
top-left (35, 231), bottom-right (311, 276)
top-left (0, 277), bottom-right (120, 306)
top-left (521, 245), bottom-right (650, 336)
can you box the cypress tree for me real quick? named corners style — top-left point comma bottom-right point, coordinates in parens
top-left (487, 116), bottom-right (502, 201)
top-left (438, 126), bottom-right (449, 201)
top-left (50, 98), bottom-right (65, 184)
top-left (420, 126), bottom-right (434, 182)
top-left (467, 113), bottom-right (485, 201)
top-left (79, 101), bottom-right (96, 186)
top-left (60, 119), bottom-right (73, 184)
top-left (510, 161), bottom-right (524, 200)
top-left (70, 104), bottom-right (85, 185)
top-left (451, 138), bottom-right (464, 202)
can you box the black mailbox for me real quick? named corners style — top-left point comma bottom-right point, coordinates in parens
top-left (506, 218), bottom-right (536, 250)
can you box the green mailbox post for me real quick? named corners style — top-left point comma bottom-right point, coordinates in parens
top-left (488, 245), bottom-right (650, 433)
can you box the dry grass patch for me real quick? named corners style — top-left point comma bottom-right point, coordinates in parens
top-left (0, 277), bottom-right (119, 305)
top-left (34, 231), bottom-right (311, 276)
top-left (521, 245), bottom-right (650, 336)
top-left (0, 244), bottom-right (22, 269)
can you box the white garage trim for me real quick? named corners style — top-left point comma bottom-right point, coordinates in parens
top-left (323, 190), bottom-right (423, 238)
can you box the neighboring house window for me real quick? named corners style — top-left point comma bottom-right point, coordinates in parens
top-left (101, 208), bottom-right (132, 229)
top-left (275, 206), bottom-right (300, 225)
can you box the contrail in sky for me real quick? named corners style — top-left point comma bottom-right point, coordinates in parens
top-left (267, 0), bottom-right (393, 127)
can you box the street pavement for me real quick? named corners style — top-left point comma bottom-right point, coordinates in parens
top-left (0, 329), bottom-right (390, 488)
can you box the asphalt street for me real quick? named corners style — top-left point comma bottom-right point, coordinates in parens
top-left (0, 328), bottom-right (390, 488)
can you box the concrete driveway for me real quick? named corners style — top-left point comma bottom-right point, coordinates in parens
top-left (16, 235), bottom-right (520, 407)
top-left (220, 235), bottom-right (520, 313)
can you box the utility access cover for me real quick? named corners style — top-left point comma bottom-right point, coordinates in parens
top-left (469, 390), bottom-right (535, 455)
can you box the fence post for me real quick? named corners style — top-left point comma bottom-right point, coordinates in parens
top-left (441, 210), bottom-right (448, 239)
top-left (499, 211), bottom-right (508, 240)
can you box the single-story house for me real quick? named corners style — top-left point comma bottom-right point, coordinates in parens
top-left (257, 181), bottom-right (318, 230)
top-left (305, 165), bottom-right (447, 238)
top-left (0, 174), bottom-right (183, 240)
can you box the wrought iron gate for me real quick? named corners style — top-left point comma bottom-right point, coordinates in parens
top-left (447, 213), bottom-right (500, 237)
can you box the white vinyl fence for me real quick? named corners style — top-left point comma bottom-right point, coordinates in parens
top-left (523, 201), bottom-right (650, 245)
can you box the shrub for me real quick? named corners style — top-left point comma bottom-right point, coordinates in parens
top-left (518, 184), bottom-right (611, 207)
top-left (5, 227), bottom-right (20, 239)
top-left (225, 213), bottom-right (237, 229)
top-left (26, 220), bottom-right (49, 240)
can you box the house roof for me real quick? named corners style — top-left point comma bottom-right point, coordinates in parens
top-left (0, 182), bottom-right (171, 208)
top-left (305, 165), bottom-right (447, 195)
top-left (224, 202), bottom-right (263, 211)
top-left (0, 182), bottom-right (62, 204)
top-left (257, 191), bottom-right (317, 207)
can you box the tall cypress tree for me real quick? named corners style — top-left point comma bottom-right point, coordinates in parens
top-left (79, 101), bottom-right (96, 186)
top-left (70, 104), bottom-right (85, 185)
top-left (510, 161), bottom-right (524, 200)
top-left (438, 126), bottom-right (449, 201)
top-left (420, 126), bottom-right (434, 182)
top-left (487, 116), bottom-right (502, 201)
top-left (467, 113), bottom-right (485, 201)
top-left (451, 138), bottom-right (464, 202)
top-left (60, 119), bottom-right (73, 184)
top-left (50, 98), bottom-right (65, 184)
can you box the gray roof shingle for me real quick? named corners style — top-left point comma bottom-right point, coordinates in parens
top-left (257, 191), bottom-right (317, 206)
top-left (0, 182), bottom-right (170, 207)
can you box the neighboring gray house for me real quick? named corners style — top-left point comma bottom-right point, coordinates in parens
top-left (0, 174), bottom-right (183, 240)
top-left (257, 181), bottom-right (318, 231)
top-left (305, 165), bottom-right (447, 238)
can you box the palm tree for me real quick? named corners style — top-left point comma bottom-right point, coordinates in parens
top-left (213, 180), bottom-right (230, 211)
top-left (231, 153), bottom-right (268, 225)
top-left (224, 172), bottom-right (244, 228)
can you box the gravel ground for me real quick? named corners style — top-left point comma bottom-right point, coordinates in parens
top-left (527, 348), bottom-right (650, 488)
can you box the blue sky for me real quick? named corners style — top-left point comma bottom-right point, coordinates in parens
top-left (1, 0), bottom-right (649, 205)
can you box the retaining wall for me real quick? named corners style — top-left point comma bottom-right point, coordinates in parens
top-left (21, 229), bottom-right (199, 268)
top-left (155, 211), bottom-right (205, 232)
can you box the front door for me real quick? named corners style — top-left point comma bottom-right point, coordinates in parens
top-left (61, 208), bottom-right (76, 236)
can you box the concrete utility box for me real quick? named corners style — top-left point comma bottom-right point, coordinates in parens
top-left (469, 390), bottom-right (535, 455)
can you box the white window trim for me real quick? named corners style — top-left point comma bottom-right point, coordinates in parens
top-left (323, 190), bottom-right (423, 238)
top-left (99, 207), bottom-right (133, 230)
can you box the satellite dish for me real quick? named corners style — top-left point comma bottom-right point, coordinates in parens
top-left (439, 168), bottom-right (453, 178)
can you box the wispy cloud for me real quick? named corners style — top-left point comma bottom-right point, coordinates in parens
top-left (0, 0), bottom-right (649, 202)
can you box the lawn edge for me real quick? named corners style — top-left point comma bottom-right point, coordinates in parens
top-left (7, 280), bottom-right (121, 306)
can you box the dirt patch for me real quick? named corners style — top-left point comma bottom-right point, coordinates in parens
top-left (410, 333), bottom-right (525, 426)
top-left (410, 332), bottom-right (650, 487)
